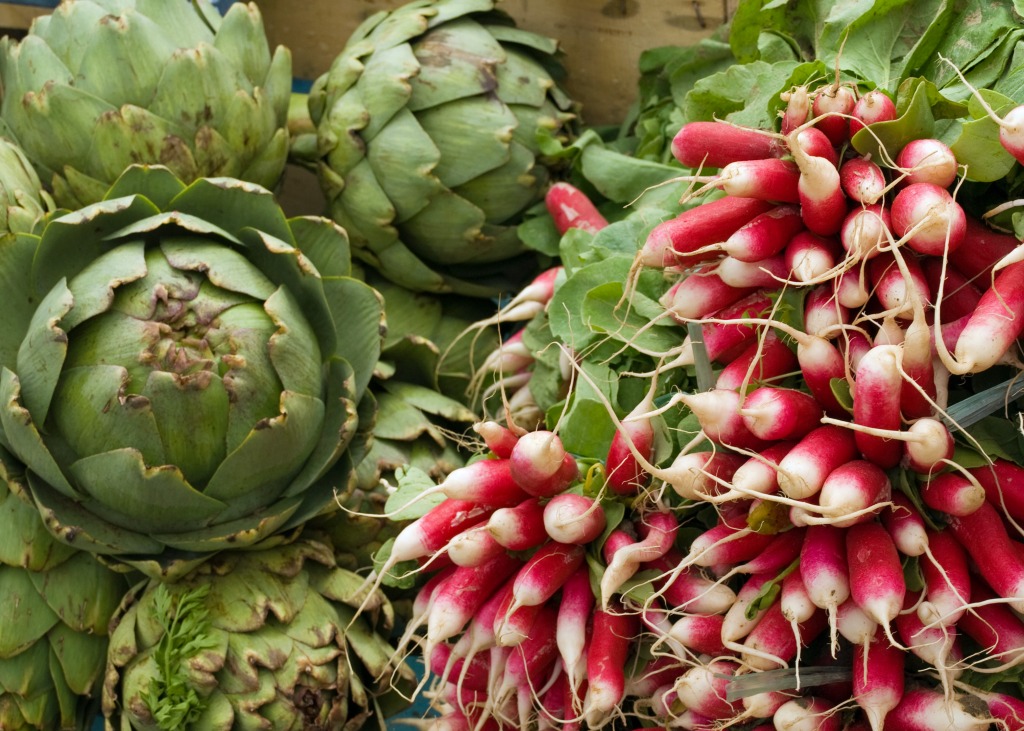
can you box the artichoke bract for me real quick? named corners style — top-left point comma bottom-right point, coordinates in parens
top-left (0, 165), bottom-right (384, 580)
top-left (0, 0), bottom-right (291, 209)
top-left (307, 0), bottom-right (576, 296)
top-left (102, 538), bottom-right (412, 731)
top-left (0, 137), bottom-right (51, 235)
top-left (0, 452), bottom-right (128, 730)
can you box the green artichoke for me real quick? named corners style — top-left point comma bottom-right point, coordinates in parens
top-left (0, 165), bottom-right (384, 580)
top-left (0, 450), bottom-right (129, 730)
top-left (0, 0), bottom-right (292, 209)
top-left (0, 136), bottom-right (51, 234)
top-left (307, 0), bottom-right (575, 296)
top-left (102, 538), bottom-right (413, 731)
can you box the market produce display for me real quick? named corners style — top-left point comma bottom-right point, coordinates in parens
top-left (6, 0), bottom-right (1024, 729)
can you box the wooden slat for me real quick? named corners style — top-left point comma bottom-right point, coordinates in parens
top-left (258, 0), bottom-right (735, 126)
top-left (0, 2), bottom-right (48, 32)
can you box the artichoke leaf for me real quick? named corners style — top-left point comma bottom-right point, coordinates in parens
top-left (365, 107), bottom-right (443, 222)
top-left (45, 622), bottom-right (107, 695)
top-left (321, 88), bottom-right (372, 179)
top-left (415, 96), bottom-right (518, 187)
top-left (333, 603), bottom-right (410, 682)
top-left (11, 14), bottom-right (91, 85)
top-left (29, 551), bottom-right (125, 635)
top-left (485, 23), bottom-right (561, 57)
top-left (105, 210), bottom-right (243, 246)
top-left (379, 380), bottom-right (478, 422)
top-left (170, 176), bottom-right (293, 245)
top-left (237, 126), bottom-right (290, 193)
top-left (49, 365), bottom-right (165, 467)
top-left (102, 164), bottom-right (187, 209)
top-left (151, 495), bottom-right (302, 554)
top-left (427, 0), bottom-right (499, 28)
top-left (0, 566), bottom-right (59, 657)
top-left (74, 10), bottom-right (177, 108)
top-left (0, 233), bottom-right (44, 373)
top-left (160, 238), bottom-right (277, 300)
top-left (133, 0), bottom-right (217, 49)
top-left (0, 474), bottom-right (75, 572)
top-left (407, 19), bottom-right (506, 112)
top-left (32, 194), bottom-right (161, 298)
top-left (491, 47), bottom-right (555, 107)
top-left (354, 43), bottom-right (418, 140)
top-left (286, 216), bottom-right (351, 280)
top-left (371, 392), bottom-right (446, 444)
top-left (357, 4), bottom-right (432, 54)
top-left (210, 3), bottom-right (273, 88)
top-left (454, 140), bottom-right (539, 224)
top-left (371, 276), bottom-right (444, 347)
top-left (202, 390), bottom-right (324, 510)
top-left (204, 561), bottom-right (306, 634)
top-left (320, 277), bottom-right (384, 402)
top-left (59, 239), bottom-right (148, 331)
top-left (264, 286), bottom-right (325, 399)
top-left (68, 448), bottom-right (227, 535)
top-left (280, 359), bottom-right (358, 499)
top-left (54, 166), bottom-right (110, 211)
top-left (0, 643), bottom-right (63, 729)
top-left (0, 369), bottom-right (76, 498)
top-left (88, 105), bottom-right (194, 185)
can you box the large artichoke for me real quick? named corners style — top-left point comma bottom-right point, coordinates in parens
top-left (0, 0), bottom-right (291, 209)
top-left (102, 537), bottom-right (412, 731)
top-left (307, 0), bottom-right (575, 296)
top-left (0, 450), bottom-right (128, 730)
top-left (0, 165), bottom-right (384, 580)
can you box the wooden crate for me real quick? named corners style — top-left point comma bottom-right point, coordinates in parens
top-left (258, 0), bottom-right (735, 127)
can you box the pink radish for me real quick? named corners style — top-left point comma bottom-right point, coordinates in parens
top-left (853, 628), bottom-right (904, 731)
top-left (840, 156), bottom-right (888, 205)
top-left (426, 552), bottom-right (523, 649)
top-left (715, 330), bottom-right (798, 391)
top-left (730, 527), bottom-right (807, 576)
top-left (543, 493), bottom-right (606, 545)
top-left (671, 120), bottom-right (783, 168)
top-left (898, 319), bottom-right (937, 420)
top-left (437, 458), bottom-right (529, 505)
top-left (600, 511), bottom-right (677, 605)
top-left (496, 604), bottom-right (559, 705)
top-left (801, 524), bottom-right (851, 650)
top-left (545, 181), bottom-right (608, 234)
top-left (813, 83), bottom-right (858, 146)
top-left (605, 390), bottom-right (657, 496)
top-left (959, 581), bottom-right (1024, 665)
top-left (674, 291), bottom-right (773, 368)
top-left (788, 125), bottom-right (847, 236)
top-left (661, 265), bottom-right (758, 322)
top-left (385, 498), bottom-right (497, 573)
top-left (893, 594), bottom-right (963, 684)
top-left (447, 524), bottom-right (507, 567)
top-left (739, 385), bottom-right (823, 441)
top-left (880, 492), bottom-right (929, 557)
top-left (556, 566), bottom-right (593, 693)
top-left (715, 253), bottom-right (790, 288)
top-left (487, 497), bottom-right (548, 551)
top-left (795, 125), bottom-right (839, 167)
top-left (509, 430), bottom-right (578, 497)
top-left (837, 597), bottom-right (879, 647)
top-left (850, 89), bottom-right (898, 136)
top-left (920, 257), bottom-right (982, 323)
top-left (474, 420), bottom-right (519, 459)
top-left (982, 691), bottom-right (1024, 731)
top-left (477, 330), bottom-right (533, 375)
top-left (665, 449), bottom-right (747, 501)
top-left (917, 528), bottom-right (970, 627)
top-left (682, 157), bottom-right (803, 202)
top-left (882, 687), bottom-right (991, 730)
top-left (846, 522), bottom-right (905, 642)
top-left (803, 282), bottom-right (849, 338)
top-left (851, 344), bottom-right (904, 468)
top-left (870, 250), bottom-right (930, 320)
top-left (431, 643), bottom-right (491, 692)
top-left (667, 613), bottom-right (727, 656)
top-left (781, 85), bottom-right (811, 135)
top-left (782, 569), bottom-right (817, 628)
top-left (686, 516), bottom-right (776, 568)
top-left (743, 690), bottom-right (791, 720)
top-left (815, 460), bottom-right (891, 528)
top-left (895, 138), bottom-right (958, 188)
top-left (674, 659), bottom-right (741, 720)
top-left (641, 196), bottom-right (774, 268)
top-left (721, 572), bottom-right (776, 649)
top-left (778, 425), bottom-right (859, 499)
top-left (583, 603), bottom-right (638, 726)
top-left (714, 440), bottom-right (794, 502)
top-left (920, 472), bottom-right (985, 516)
top-left (890, 182), bottom-right (967, 256)
top-left (650, 551), bottom-right (738, 614)
top-left (969, 459), bottom-right (1024, 520)
top-left (773, 696), bottom-right (841, 731)
top-left (510, 541), bottom-right (584, 610)
top-left (950, 214), bottom-right (1018, 281)
top-left (673, 388), bottom-right (769, 450)
top-left (841, 203), bottom-right (892, 260)
top-left (947, 501), bottom-right (1024, 611)
top-left (493, 584), bottom-right (544, 647)
top-left (949, 260), bottom-right (1024, 374)
top-left (713, 204), bottom-right (806, 262)
top-left (742, 598), bottom-right (827, 670)
top-left (785, 231), bottom-right (842, 283)
top-left (836, 265), bottom-right (872, 309)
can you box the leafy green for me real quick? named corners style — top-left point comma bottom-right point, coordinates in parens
top-left (142, 584), bottom-right (219, 731)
